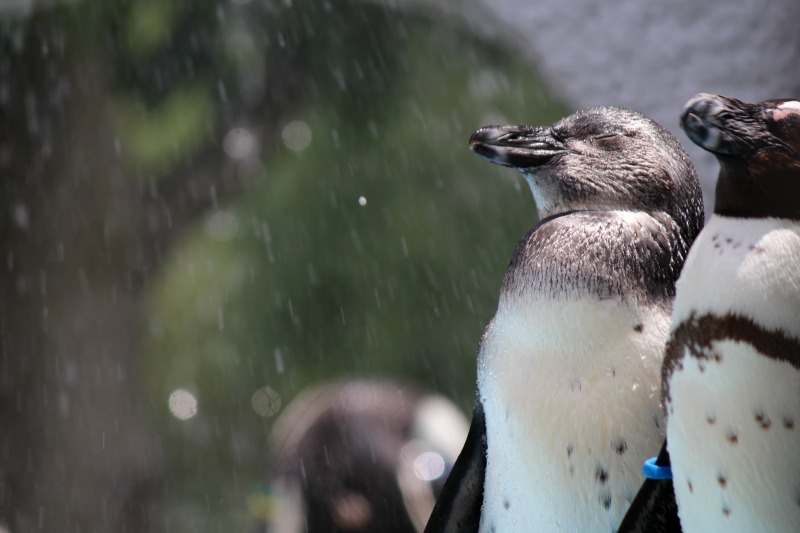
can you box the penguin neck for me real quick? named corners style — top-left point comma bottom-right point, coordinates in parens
top-left (714, 156), bottom-right (800, 220)
top-left (501, 210), bottom-right (684, 307)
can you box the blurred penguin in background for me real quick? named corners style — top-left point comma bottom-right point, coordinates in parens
top-left (261, 379), bottom-right (469, 532)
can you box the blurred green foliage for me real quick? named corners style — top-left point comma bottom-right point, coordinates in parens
top-left (112, 85), bottom-right (213, 171)
top-left (125, 0), bottom-right (174, 55)
top-left (148, 15), bottom-right (564, 529)
top-left (11, 0), bottom-right (565, 530)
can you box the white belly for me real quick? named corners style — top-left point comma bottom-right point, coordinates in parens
top-left (478, 296), bottom-right (669, 532)
top-left (671, 217), bottom-right (800, 337)
top-left (668, 340), bottom-right (800, 532)
top-left (667, 216), bottom-right (800, 532)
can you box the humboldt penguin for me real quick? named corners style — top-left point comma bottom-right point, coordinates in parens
top-left (664, 93), bottom-right (800, 532)
top-left (426, 107), bottom-right (704, 531)
top-left (265, 379), bottom-right (469, 533)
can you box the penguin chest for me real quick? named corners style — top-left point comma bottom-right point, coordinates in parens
top-left (477, 297), bottom-right (668, 532)
top-left (666, 217), bottom-right (800, 532)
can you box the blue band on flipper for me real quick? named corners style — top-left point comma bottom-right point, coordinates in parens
top-left (643, 456), bottom-right (672, 480)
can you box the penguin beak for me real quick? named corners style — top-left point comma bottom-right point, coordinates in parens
top-left (469, 125), bottom-right (567, 168)
top-left (680, 93), bottom-right (783, 157)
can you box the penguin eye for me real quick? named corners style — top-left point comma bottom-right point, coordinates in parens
top-left (592, 133), bottom-right (625, 150)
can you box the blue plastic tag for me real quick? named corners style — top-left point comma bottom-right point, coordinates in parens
top-left (643, 456), bottom-right (672, 480)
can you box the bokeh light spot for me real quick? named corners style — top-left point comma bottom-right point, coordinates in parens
top-left (281, 120), bottom-right (312, 152)
top-left (412, 451), bottom-right (446, 481)
top-left (251, 386), bottom-right (282, 417)
top-left (168, 389), bottom-right (198, 420)
top-left (223, 127), bottom-right (255, 159)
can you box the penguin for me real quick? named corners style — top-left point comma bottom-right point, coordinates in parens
top-left (426, 107), bottom-right (704, 532)
top-left (264, 379), bottom-right (469, 533)
top-left (663, 93), bottom-right (800, 532)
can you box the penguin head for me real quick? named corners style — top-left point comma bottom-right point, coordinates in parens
top-left (681, 93), bottom-right (800, 219)
top-left (469, 107), bottom-right (702, 235)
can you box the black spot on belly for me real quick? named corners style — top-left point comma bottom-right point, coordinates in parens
top-left (718, 474), bottom-right (727, 488)
top-left (567, 443), bottom-right (574, 458)
top-left (784, 416), bottom-right (795, 430)
top-left (503, 499), bottom-right (510, 510)
top-left (612, 438), bottom-right (627, 455)
top-left (726, 431), bottom-right (738, 444)
top-left (687, 480), bottom-right (693, 494)
top-left (754, 410), bottom-right (771, 429)
top-left (707, 415), bottom-right (716, 425)
top-left (698, 362), bottom-right (705, 372)
top-left (722, 505), bottom-right (731, 517)
top-left (600, 491), bottom-right (612, 510)
top-left (596, 466), bottom-right (609, 485)
top-left (633, 324), bottom-right (643, 333)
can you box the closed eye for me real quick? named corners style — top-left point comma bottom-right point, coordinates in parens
top-left (502, 133), bottom-right (524, 142)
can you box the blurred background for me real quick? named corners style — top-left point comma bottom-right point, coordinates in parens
top-left (0, 0), bottom-right (797, 532)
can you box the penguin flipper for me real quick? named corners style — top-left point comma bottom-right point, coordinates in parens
top-left (424, 402), bottom-right (487, 533)
top-left (618, 441), bottom-right (682, 533)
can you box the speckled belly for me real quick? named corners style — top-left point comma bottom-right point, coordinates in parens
top-left (477, 297), bottom-right (668, 532)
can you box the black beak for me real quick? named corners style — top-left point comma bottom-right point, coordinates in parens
top-left (680, 93), bottom-right (757, 156)
top-left (469, 125), bottom-right (567, 168)
top-left (681, 93), bottom-right (796, 158)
